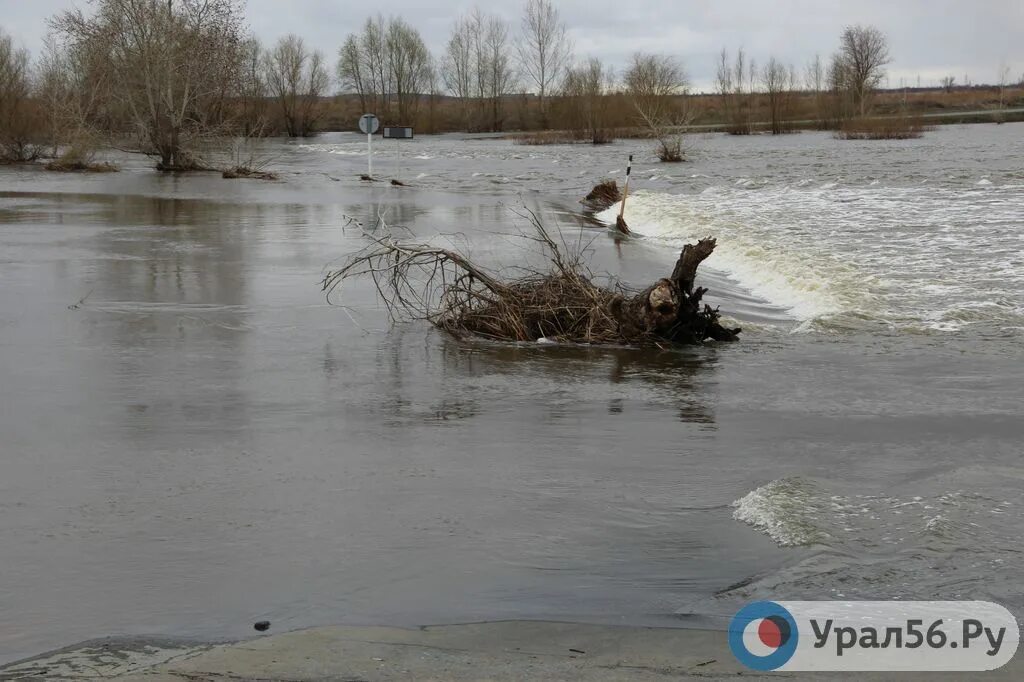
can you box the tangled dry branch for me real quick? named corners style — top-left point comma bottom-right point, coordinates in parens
top-left (322, 211), bottom-right (740, 346)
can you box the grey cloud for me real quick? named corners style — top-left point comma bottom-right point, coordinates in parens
top-left (2, 0), bottom-right (1021, 91)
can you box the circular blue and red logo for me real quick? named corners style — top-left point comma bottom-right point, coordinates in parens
top-left (729, 601), bottom-right (799, 671)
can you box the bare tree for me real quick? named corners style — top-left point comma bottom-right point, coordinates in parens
top-left (482, 13), bottom-right (516, 131)
top-left (804, 53), bottom-right (827, 127)
top-left (238, 36), bottom-right (267, 135)
top-left (264, 35), bottom-right (329, 137)
top-left (0, 28), bottom-right (41, 162)
top-left (441, 14), bottom-right (475, 129)
top-left (338, 16), bottom-right (431, 126)
top-left (386, 18), bottom-right (431, 123)
top-left (837, 24), bottom-right (890, 117)
top-left (761, 57), bottom-right (790, 134)
top-left (516, 0), bottom-right (571, 125)
top-left (50, 0), bottom-right (245, 170)
top-left (337, 16), bottom-right (392, 120)
top-left (439, 9), bottom-right (515, 132)
top-left (997, 60), bottom-right (1011, 110)
top-left (716, 48), bottom-right (751, 134)
top-left (562, 57), bottom-right (614, 143)
top-left (624, 53), bottom-right (687, 120)
top-left (364, 16), bottom-right (391, 119)
top-left (35, 36), bottom-right (68, 157)
top-left (804, 54), bottom-right (824, 93)
top-left (624, 53), bottom-right (690, 160)
top-left (826, 51), bottom-right (854, 123)
top-left (34, 32), bottom-right (114, 164)
top-left (941, 75), bottom-right (955, 93)
top-left (337, 34), bottom-right (369, 113)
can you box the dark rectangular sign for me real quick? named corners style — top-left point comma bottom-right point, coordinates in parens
top-left (382, 127), bottom-right (414, 139)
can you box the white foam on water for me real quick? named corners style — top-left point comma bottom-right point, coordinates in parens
top-left (598, 183), bottom-right (1024, 332)
top-left (731, 479), bottom-right (828, 547)
top-left (597, 193), bottom-right (858, 321)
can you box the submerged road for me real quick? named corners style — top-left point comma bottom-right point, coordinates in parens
top-left (4, 622), bottom-right (1024, 681)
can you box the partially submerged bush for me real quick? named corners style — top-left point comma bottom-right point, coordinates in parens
top-left (656, 140), bottom-right (684, 162)
top-left (513, 130), bottom-right (580, 145)
top-left (836, 116), bottom-right (930, 140)
top-left (222, 166), bottom-right (278, 180)
top-left (44, 147), bottom-right (118, 173)
top-left (513, 129), bottom-right (615, 145)
top-left (582, 180), bottom-right (622, 210)
top-left (45, 158), bottom-right (118, 173)
top-left (322, 211), bottom-right (739, 346)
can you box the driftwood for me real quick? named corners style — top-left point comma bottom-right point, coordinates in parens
top-left (323, 211), bottom-right (739, 346)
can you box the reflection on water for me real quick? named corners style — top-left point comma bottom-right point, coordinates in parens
top-left (442, 341), bottom-right (719, 426)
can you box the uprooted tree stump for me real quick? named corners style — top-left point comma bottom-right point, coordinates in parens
top-left (322, 211), bottom-right (740, 346)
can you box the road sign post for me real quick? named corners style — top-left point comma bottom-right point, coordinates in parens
top-left (382, 127), bottom-right (414, 183)
top-left (358, 114), bottom-right (380, 178)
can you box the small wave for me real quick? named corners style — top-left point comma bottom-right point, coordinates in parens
top-left (731, 478), bottom-right (828, 547)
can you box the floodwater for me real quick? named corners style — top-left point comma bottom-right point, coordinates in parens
top-left (1, 124), bottom-right (1022, 664)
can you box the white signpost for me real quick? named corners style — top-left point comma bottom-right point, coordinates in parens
top-left (358, 114), bottom-right (380, 178)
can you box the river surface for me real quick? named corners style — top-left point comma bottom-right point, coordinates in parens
top-left (1, 124), bottom-right (1022, 663)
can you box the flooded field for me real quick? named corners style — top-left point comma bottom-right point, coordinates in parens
top-left (1, 124), bottom-right (1022, 663)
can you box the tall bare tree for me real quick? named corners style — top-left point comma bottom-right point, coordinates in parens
top-left (441, 13), bottom-right (475, 129)
top-left (716, 47), bottom-right (751, 134)
top-left (337, 34), bottom-right (369, 113)
top-left (386, 18), bottom-right (431, 123)
top-left (997, 60), bottom-right (1011, 110)
top-left (264, 34), bottom-right (328, 137)
top-left (761, 56), bottom-right (790, 134)
top-left (837, 24), bottom-right (890, 117)
top-left (337, 16), bottom-right (390, 119)
top-left (50, 0), bottom-right (245, 170)
top-left (338, 16), bottom-right (431, 126)
top-left (516, 0), bottom-right (571, 125)
top-left (804, 53), bottom-right (827, 127)
top-left (624, 53), bottom-right (690, 160)
top-left (624, 53), bottom-right (687, 120)
top-left (562, 57), bottom-right (614, 143)
top-left (440, 8), bottom-right (515, 132)
top-left (482, 13), bottom-right (516, 131)
top-left (0, 28), bottom-right (41, 161)
top-left (826, 51), bottom-right (854, 123)
top-left (237, 36), bottom-right (267, 135)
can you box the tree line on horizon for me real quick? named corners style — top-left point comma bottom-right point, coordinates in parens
top-left (1, 0), bottom-right (1021, 169)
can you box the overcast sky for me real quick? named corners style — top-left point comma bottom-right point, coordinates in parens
top-left (2, 0), bottom-right (1021, 92)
